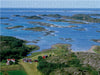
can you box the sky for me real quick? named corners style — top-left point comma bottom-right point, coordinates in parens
top-left (0, 0), bottom-right (100, 8)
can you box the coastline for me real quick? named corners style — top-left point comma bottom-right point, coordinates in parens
top-left (87, 45), bottom-right (97, 53)
top-left (69, 45), bottom-right (97, 53)
top-left (40, 44), bottom-right (97, 54)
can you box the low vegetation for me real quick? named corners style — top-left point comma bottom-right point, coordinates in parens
top-left (93, 46), bottom-right (100, 54)
top-left (7, 70), bottom-right (27, 75)
top-left (69, 14), bottom-right (100, 23)
top-left (50, 19), bottom-right (88, 24)
top-left (23, 27), bottom-right (47, 31)
top-left (13, 15), bottom-right (43, 19)
top-left (36, 44), bottom-right (99, 75)
top-left (1, 64), bottom-right (27, 75)
top-left (41, 14), bottom-right (100, 23)
top-left (25, 16), bottom-right (43, 19)
top-left (29, 21), bottom-right (67, 28)
top-left (6, 26), bottom-right (24, 29)
top-left (39, 14), bottom-right (62, 18)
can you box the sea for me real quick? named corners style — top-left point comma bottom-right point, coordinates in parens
top-left (0, 8), bottom-right (100, 53)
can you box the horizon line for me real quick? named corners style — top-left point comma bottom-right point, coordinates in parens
top-left (0, 7), bottom-right (100, 9)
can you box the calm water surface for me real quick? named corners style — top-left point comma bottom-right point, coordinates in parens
top-left (1, 8), bottom-right (100, 53)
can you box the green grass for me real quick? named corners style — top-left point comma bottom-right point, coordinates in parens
top-left (0, 72), bottom-right (3, 75)
top-left (7, 70), bottom-right (27, 75)
top-left (1, 64), bottom-right (27, 75)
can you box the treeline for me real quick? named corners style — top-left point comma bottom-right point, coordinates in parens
top-left (0, 36), bottom-right (39, 62)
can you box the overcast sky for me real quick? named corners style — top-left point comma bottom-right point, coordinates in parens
top-left (0, 0), bottom-right (100, 8)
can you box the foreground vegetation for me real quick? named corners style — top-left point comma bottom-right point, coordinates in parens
top-left (36, 44), bottom-right (99, 75)
top-left (0, 65), bottom-right (27, 75)
top-left (0, 36), bottom-right (39, 62)
top-left (14, 44), bottom-right (100, 75)
top-left (1, 36), bottom-right (100, 75)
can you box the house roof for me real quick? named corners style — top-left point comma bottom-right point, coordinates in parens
top-left (7, 59), bottom-right (15, 61)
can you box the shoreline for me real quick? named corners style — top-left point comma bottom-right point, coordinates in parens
top-left (30, 43), bottom-right (98, 53)
top-left (32, 43), bottom-right (97, 54)
top-left (87, 45), bottom-right (97, 53)
top-left (72, 45), bottom-right (97, 53)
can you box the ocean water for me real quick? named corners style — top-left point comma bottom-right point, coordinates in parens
top-left (0, 8), bottom-right (100, 53)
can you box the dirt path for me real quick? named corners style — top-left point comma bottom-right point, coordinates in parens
top-left (19, 56), bottom-right (41, 75)
top-left (19, 53), bottom-right (50, 75)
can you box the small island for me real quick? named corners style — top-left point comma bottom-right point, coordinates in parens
top-left (12, 15), bottom-right (21, 17)
top-left (96, 30), bottom-right (100, 33)
top-left (6, 26), bottom-right (24, 29)
top-left (89, 14), bottom-right (100, 16)
top-left (44, 30), bottom-right (55, 36)
top-left (67, 25), bottom-right (78, 28)
top-left (91, 39), bottom-right (100, 43)
top-left (1, 23), bottom-right (10, 25)
top-left (0, 17), bottom-right (9, 19)
top-left (27, 40), bottom-right (40, 43)
top-left (74, 28), bottom-right (86, 31)
top-left (68, 14), bottom-right (100, 23)
top-left (39, 14), bottom-right (62, 18)
top-left (23, 27), bottom-right (47, 31)
top-left (50, 19), bottom-right (88, 24)
top-left (25, 16), bottom-right (43, 19)
top-left (12, 15), bottom-right (43, 19)
top-left (60, 38), bottom-right (73, 42)
top-left (29, 21), bottom-right (68, 28)
top-left (41, 14), bottom-right (100, 23)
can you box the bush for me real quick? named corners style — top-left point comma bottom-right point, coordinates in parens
top-left (68, 59), bottom-right (81, 67)
top-left (37, 57), bottom-right (69, 75)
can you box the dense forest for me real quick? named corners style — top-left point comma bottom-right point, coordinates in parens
top-left (0, 36), bottom-right (39, 62)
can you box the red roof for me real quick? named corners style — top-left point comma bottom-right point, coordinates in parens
top-left (43, 56), bottom-right (46, 59)
top-left (7, 59), bottom-right (15, 61)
